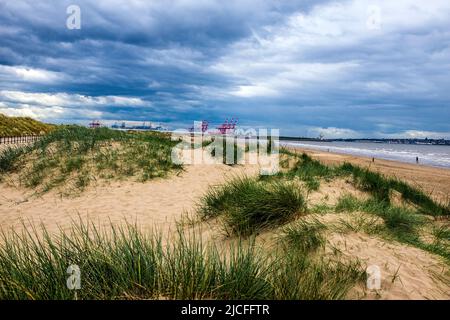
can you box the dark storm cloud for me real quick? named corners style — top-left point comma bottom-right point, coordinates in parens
top-left (0, 0), bottom-right (449, 138)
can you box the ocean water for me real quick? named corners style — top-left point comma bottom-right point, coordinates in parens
top-left (283, 141), bottom-right (450, 169)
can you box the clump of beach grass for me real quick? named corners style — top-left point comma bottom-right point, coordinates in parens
top-left (0, 145), bottom-right (31, 174)
top-left (333, 193), bottom-right (450, 261)
top-left (0, 221), bottom-right (363, 300)
top-left (0, 223), bottom-right (270, 300)
top-left (337, 162), bottom-right (450, 216)
top-left (275, 216), bottom-right (364, 299)
top-left (199, 176), bottom-right (307, 236)
top-left (281, 218), bottom-right (327, 254)
top-left (390, 179), bottom-right (450, 216)
top-left (335, 194), bottom-right (424, 234)
top-left (335, 212), bottom-right (383, 235)
top-left (209, 136), bottom-right (244, 165)
top-left (275, 152), bottom-right (449, 216)
top-left (338, 163), bottom-right (392, 202)
top-left (264, 152), bottom-right (332, 191)
top-left (272, 252), bottom-right (364, 300)
top-left (432, 225), bottom-right (450, 244)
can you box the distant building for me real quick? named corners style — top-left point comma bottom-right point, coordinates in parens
top-left (111, 121), bottom-right (164, 131)
top-left (89, 120), bottom-right (101, 128)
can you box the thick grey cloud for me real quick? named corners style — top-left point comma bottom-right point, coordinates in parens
top-left (0, 0), bottom-right (449, 138)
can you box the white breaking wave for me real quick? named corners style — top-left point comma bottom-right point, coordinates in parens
top-left (283, 141), bottom-right (450, 169)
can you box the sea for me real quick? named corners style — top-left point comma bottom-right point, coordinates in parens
top-left (282, 141), bottom-right (450, 169)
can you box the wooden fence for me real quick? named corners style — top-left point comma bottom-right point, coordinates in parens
top-left (0, 135), bottom-right (42, 145)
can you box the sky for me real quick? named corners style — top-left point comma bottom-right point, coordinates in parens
top-left (0, 0), bottom-right (449, 138)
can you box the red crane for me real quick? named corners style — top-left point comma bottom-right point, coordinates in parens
top-left (188, 120), bottom-right (209, 133)
top-left (216, 118), bottom-right (237, 134)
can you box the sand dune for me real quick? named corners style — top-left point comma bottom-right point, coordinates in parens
top-left (288, 146), bottom-right (450, 203)
top-left (0, 163), bottom-right (260, 235)
top-left (0, 148), bottom-right (448, 300)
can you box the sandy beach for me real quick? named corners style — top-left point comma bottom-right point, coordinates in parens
top-left (1, 147), bottom-right (448, 234)
top-left (287, 146), bottom-right (450, 203)
top-left (0, 144), bottom-right (449, 300)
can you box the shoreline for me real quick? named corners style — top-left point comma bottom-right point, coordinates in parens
top-left (287, 145), bottom-right (450, 202)
top-left (282, 141), bottom-right (450, 170)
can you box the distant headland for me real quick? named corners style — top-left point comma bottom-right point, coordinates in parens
top-left (280, 136), bottom-right (450, 146)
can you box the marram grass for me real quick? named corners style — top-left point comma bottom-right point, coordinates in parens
top-left (199, 176), bottom-right (307, 236)
top-left (276, 152), bottom-right (449, 216)
top-left (334, 194), bottom-right (450, 261)
top-left (0, 222), bottom-right (363, 300)
top-left (0, 113), bottom-right (55, 137)
top-left (281, 218), bottom-right (327, 254)
top-left (0, 125), bottom-right (182, 194)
